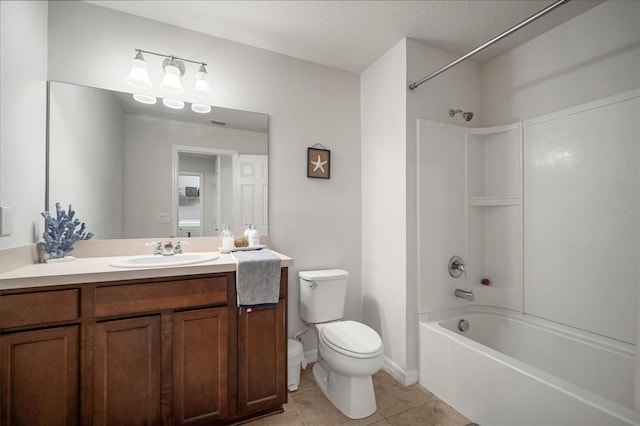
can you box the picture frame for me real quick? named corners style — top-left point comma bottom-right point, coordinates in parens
top-left (307, 147), bottom-right (331, 179)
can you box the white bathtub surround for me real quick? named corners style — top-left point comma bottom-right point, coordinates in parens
top-left (417, 119), bottom-right (522, 316)
top-left (416, 88), bottom-right (640, 424)
top-left (523, 90), bottom-right (640, 345)
top-left (419, 307), bottom-right (640, 426)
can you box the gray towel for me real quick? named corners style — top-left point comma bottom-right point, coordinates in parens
top-left (231, 249), bottom-right (281, 307)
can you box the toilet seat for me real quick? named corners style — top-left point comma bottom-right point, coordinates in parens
top-left (319, 321), bottom-right (383, 359)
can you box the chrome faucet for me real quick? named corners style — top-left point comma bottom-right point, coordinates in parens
top-left (146, 240), bottom-right (188, 256)
top-left (163, 241), bottom-right (175, 256)
top-left (146, 241), bottom-right (163, 255)
top-left (455, 289), bottom-right (474, 302)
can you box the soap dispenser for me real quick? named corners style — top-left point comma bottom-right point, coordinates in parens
top-left (247, 224), bottom-right (260, 247)
top-left (221, 224), bottom-right (234, 251)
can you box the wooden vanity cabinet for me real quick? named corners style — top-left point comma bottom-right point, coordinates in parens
top-left (0, 289), bottom-right (81, 426)
top-left (0, 267), bottom-right (288, 426)
top-left (237, 302), bottom-right (286, 415)
top-left (92, 315), bottom-right (162, 425)
top-left (0, 325), bottom-right (79, 426)
top-left (173, 307), bottom-right (229, 425)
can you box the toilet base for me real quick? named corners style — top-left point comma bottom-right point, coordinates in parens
top-left (313, 361), bottom-right (377, 419)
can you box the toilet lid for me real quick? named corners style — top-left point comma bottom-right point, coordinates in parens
top-left (320, 321), bottom-right (382, 358)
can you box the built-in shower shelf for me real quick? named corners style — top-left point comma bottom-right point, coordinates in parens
top-left (468, 196), bottom-right (520, 206)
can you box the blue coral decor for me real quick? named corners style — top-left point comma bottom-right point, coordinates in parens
top-left (41, 203), bottom-right (94, 259)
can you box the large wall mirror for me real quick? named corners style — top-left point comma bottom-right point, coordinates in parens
top-left (47, 81), bottom-right (269, 240)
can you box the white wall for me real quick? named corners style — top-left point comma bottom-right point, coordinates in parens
top-left (482, 0), bottom-right (640, 125)
top-left (47, 1), bottom-right (361, 339)
top-left (361, 39), bottom-right (408, 376)
top-left (49, 82), bottom-right (125, 239)
top-left (0, 1), bottom-right (48, 250)
top-left (362, 36), bottom-right (481, 381)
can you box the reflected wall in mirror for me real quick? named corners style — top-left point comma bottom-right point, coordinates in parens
top-left (47, 81), bottom-right (269, 240)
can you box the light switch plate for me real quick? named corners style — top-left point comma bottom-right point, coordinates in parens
top-left (0, 206), bottom-right (13, 236)
top-left (158, 213), bottom-right (170, 224)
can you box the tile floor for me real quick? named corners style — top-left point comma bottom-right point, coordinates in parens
top-left (247, 364), bottom-right (472, 426)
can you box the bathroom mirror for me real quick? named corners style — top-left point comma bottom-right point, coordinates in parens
top-left (47, 81), bottom-right (269, 240)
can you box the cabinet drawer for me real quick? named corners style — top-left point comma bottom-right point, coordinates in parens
top-left (0, 289), bottom-right (80, 329)
top-left (95, 277), bottom-right (228, 318)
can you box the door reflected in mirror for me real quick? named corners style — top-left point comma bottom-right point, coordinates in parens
top-left (177, 172), bottom-right (203, 238)
top-left (47, 81), bottom-right (269, 240)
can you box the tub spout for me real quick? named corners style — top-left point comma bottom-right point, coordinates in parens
top-left (455, 288), bottom-right (474, 302)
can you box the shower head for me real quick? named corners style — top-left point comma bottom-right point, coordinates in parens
top-left (449, 109), bottom-right (474, 122)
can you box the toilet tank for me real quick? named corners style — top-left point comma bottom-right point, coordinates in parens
top-left (299, 269), bottom-right (349, 323)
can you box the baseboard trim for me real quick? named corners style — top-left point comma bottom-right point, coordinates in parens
top-left (383, 357), bottom-right (419, 386)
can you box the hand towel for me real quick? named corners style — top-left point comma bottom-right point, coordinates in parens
top-left (232, 249), bottom-right (281, 308)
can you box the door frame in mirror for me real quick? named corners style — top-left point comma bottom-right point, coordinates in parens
top-left (172, 145), bottom-right (238, 238)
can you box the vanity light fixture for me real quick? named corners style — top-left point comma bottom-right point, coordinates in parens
top-left (126, 51), bottom-right (152, 89)
top-left (193, 64), bottom-right (213, 97)
top-left (191, 103), bottom-right (212, 114)
top-left (162, 98), bottom-right (185, 109)
top-left (132, 94), bottom-right (157, 105)
top-left (126, 48), bottom-right (213, 97)
top-left (160, 58), bottom-right (185, 94)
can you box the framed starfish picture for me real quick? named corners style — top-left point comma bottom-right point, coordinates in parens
top-left (307, 147), bottom-right (330, 179)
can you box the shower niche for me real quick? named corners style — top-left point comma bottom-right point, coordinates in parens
top-left (466, 123), bottom-right (522, 311)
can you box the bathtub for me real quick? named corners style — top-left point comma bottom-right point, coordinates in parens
top-left (419, 307), bottom-right (640, 425)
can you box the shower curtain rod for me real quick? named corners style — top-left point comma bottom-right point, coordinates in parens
top-left (408, 0), bottom-right (570, 91)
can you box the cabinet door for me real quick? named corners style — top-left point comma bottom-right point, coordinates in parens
top-left (0, 325), bottom-right (79, 426)
top-left (93, 316), bottom-right (161, 426)
top-left (237, 303), bottom-right (286, 414)
top-left (174, 307), bottom-right (229, 425)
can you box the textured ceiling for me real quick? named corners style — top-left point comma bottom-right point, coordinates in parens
top-left (87, 0), bottom-right (603, 73)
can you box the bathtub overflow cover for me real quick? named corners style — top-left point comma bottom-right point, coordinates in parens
top-left (458, 319), bottom-right (469, 333)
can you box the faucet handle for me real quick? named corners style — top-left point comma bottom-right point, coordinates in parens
top-left (174, 240), bottom-right (189, 254)
top-left (448, 255), bottom-right (467, 279)
top-left (146, 241), bottom-right (163, 255)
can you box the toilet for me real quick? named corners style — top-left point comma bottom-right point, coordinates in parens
top-left (299, 269), bottom-right (384, 419)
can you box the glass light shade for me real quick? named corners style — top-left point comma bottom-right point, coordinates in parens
top-left (162, 98), bottom-right (184, 109)
top-left (193, 65), bottom-right (213, 97)
top-left (191, 103), bottom-right (211, 114)
top-left (132, 93), bottom-right (157, 104)
top-left (126, 53), bottom-right (152, 89)
top-left (160, 63), bottom-right (183, 94)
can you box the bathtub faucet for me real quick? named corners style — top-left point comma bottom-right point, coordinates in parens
top-left (454, 288), bottom-right (474, 302)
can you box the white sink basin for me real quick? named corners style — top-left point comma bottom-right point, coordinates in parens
top-left (109, 252), bottom-right (219, 268)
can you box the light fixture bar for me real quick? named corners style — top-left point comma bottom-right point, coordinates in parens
top-left (134, 48), bottom-right (207, 67)
top-left (127, 48), bottom-right (213, 99)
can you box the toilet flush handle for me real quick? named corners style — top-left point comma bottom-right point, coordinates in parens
top-left (308, 281), bottom-right (318, 289)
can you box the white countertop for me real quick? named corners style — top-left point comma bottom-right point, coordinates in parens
top-left (0, 250), bottom-right (293, 291)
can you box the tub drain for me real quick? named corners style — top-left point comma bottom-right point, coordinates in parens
top-left (458, 319), bottom-right (469, 332)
